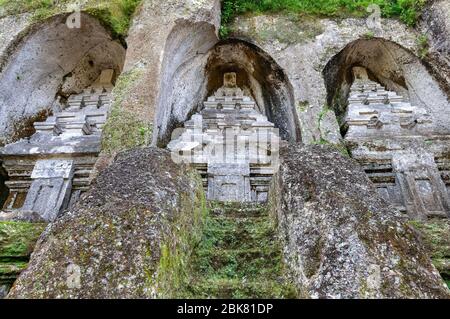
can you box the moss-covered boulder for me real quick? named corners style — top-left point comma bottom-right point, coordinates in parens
top-left (270, 144), bottom-right (450, 299)
top-left (7, 148), bottom-right (206, 299)
top-left (0, 221), bottom-right (46, 298)
top-left (410, 219), bottom-right (450, 284)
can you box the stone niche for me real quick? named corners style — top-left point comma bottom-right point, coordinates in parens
top-left (153, 39), bottom-right (301, 148)
top-left (168, 73), bottom-right (280, 203)
top-left (0, 13), bottom-right (125, 146)
top-left (0, 69), bottom-right (116, 222)
top-left (343, 67), bottom-right (450, 220)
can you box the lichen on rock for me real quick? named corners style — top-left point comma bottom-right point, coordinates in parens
top-left (269, 143), bottom-right (450, 299)
top-left (7, 148), bottom-right (206, 299)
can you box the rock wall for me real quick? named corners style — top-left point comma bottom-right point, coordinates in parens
top-left (269, 144), bottom-right (450, 299)
top-left (419, 0), bottom-right (450, 99)
top-left (0, 13), bottom-right (125, 145)
top-left (7, 148), bottom-right (206, 299)
top-left (0, 221), bottom-right (46, 298)
top-left (102, 0), bottom-right (221, 152)
top-left (229, 14), bottom-right (449, 145)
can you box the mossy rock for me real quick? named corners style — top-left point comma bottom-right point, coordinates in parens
top-left (409, 219), bottom-right (450, 278)
top-left (0, 221), bottom-right (46, 258)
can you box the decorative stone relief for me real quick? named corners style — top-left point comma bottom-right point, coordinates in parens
top-left (344, 67), bottom-right (450, 220)
top-left (22, 160), bottom-right (74, 221)
top-left (168, 73), bottom-right (280, 203)
top-left (0, 70), bottom-right (115, 221)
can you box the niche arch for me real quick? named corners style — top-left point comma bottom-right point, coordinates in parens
top-left (0, 12), bottom-right (126, 145)
top-left (323, 37), bottom-right (450, 132)
top-left (153, 32), bottom-right (301, 147)
top-left (205, 39), bottom-right (301, 143)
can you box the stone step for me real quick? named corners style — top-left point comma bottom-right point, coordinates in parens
top-left (202, 217), bottom-right (276, 250)
top-left (187, 278), bottom-right (297, 299)
top-left (208, 201), bottom-right (268, 218)
top-left (194, 248), bottom-right (282, 280)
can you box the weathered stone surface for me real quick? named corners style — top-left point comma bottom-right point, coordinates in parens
top-left (102, 0), bottom-right (220, 152)
top-left (269, 144), bottom-right (450, 299)
top-left (343, 68), bottom-right (450, 220)
top-left (168, 73), bottom-right (280, 202)
top-left (7, 148), bottom-right (206, 299)
top-left (229, 15), bottom-right (449, 145)
top-left (0, 71), bottom-right (116, 221)
top-left (419, 0), bottom-right (450, 99)
top-left (410, 219), bottom-right (450, 281)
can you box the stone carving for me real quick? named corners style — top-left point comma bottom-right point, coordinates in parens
top-left (22, 160), bottom-right (74, 221)
top-left (0, 70), bottom-right (115, 221)
top-left (344, 67), bottom-right (450, 220)
top-left (168, 73), bottom-right (280, 203)
top-left (392, 152), bottom-right (450, 219)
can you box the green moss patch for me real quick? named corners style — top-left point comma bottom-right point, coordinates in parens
top-left (409, 219), bottom-right (450, 279)
top-left (147, 177), bottom-right (208, 298)
top-left (0, 0), bottom-right (142, 39)
top-left (0, 221), bottom-right (46, 288)
top-left (0, 221), bottom-right (46, 258)
top-left (182, 202), bottom-right (298, 299)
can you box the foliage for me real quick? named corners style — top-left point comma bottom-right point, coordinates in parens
top-left (220, 0), bottom-right (428, 37)
top-left (85, 0), bottom-right (142, 38)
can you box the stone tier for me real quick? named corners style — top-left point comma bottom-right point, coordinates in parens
top-left (168, 73), bottom-right (280, 203)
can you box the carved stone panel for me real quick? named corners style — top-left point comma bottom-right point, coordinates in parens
top-left (393, 152), bottom-right (450, 220)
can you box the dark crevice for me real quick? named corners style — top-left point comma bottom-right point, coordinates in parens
top-left (0, 164), bottom-right (9, 209)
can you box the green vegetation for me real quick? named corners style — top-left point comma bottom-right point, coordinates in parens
top-left (221, 0), bottom-right (427, 37)
top-left (416, 33), bottom-right (430, 59)
top-left (85, 0), bottom-right (142, 38)
top-left (0, 221), bottom-right (46, 287)
top-left (101, 68), bottom-right (152, 154)
top-left (182, 202), bottom-right (298, 298)
top-left (0, 0), bottom-right (142, 38)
